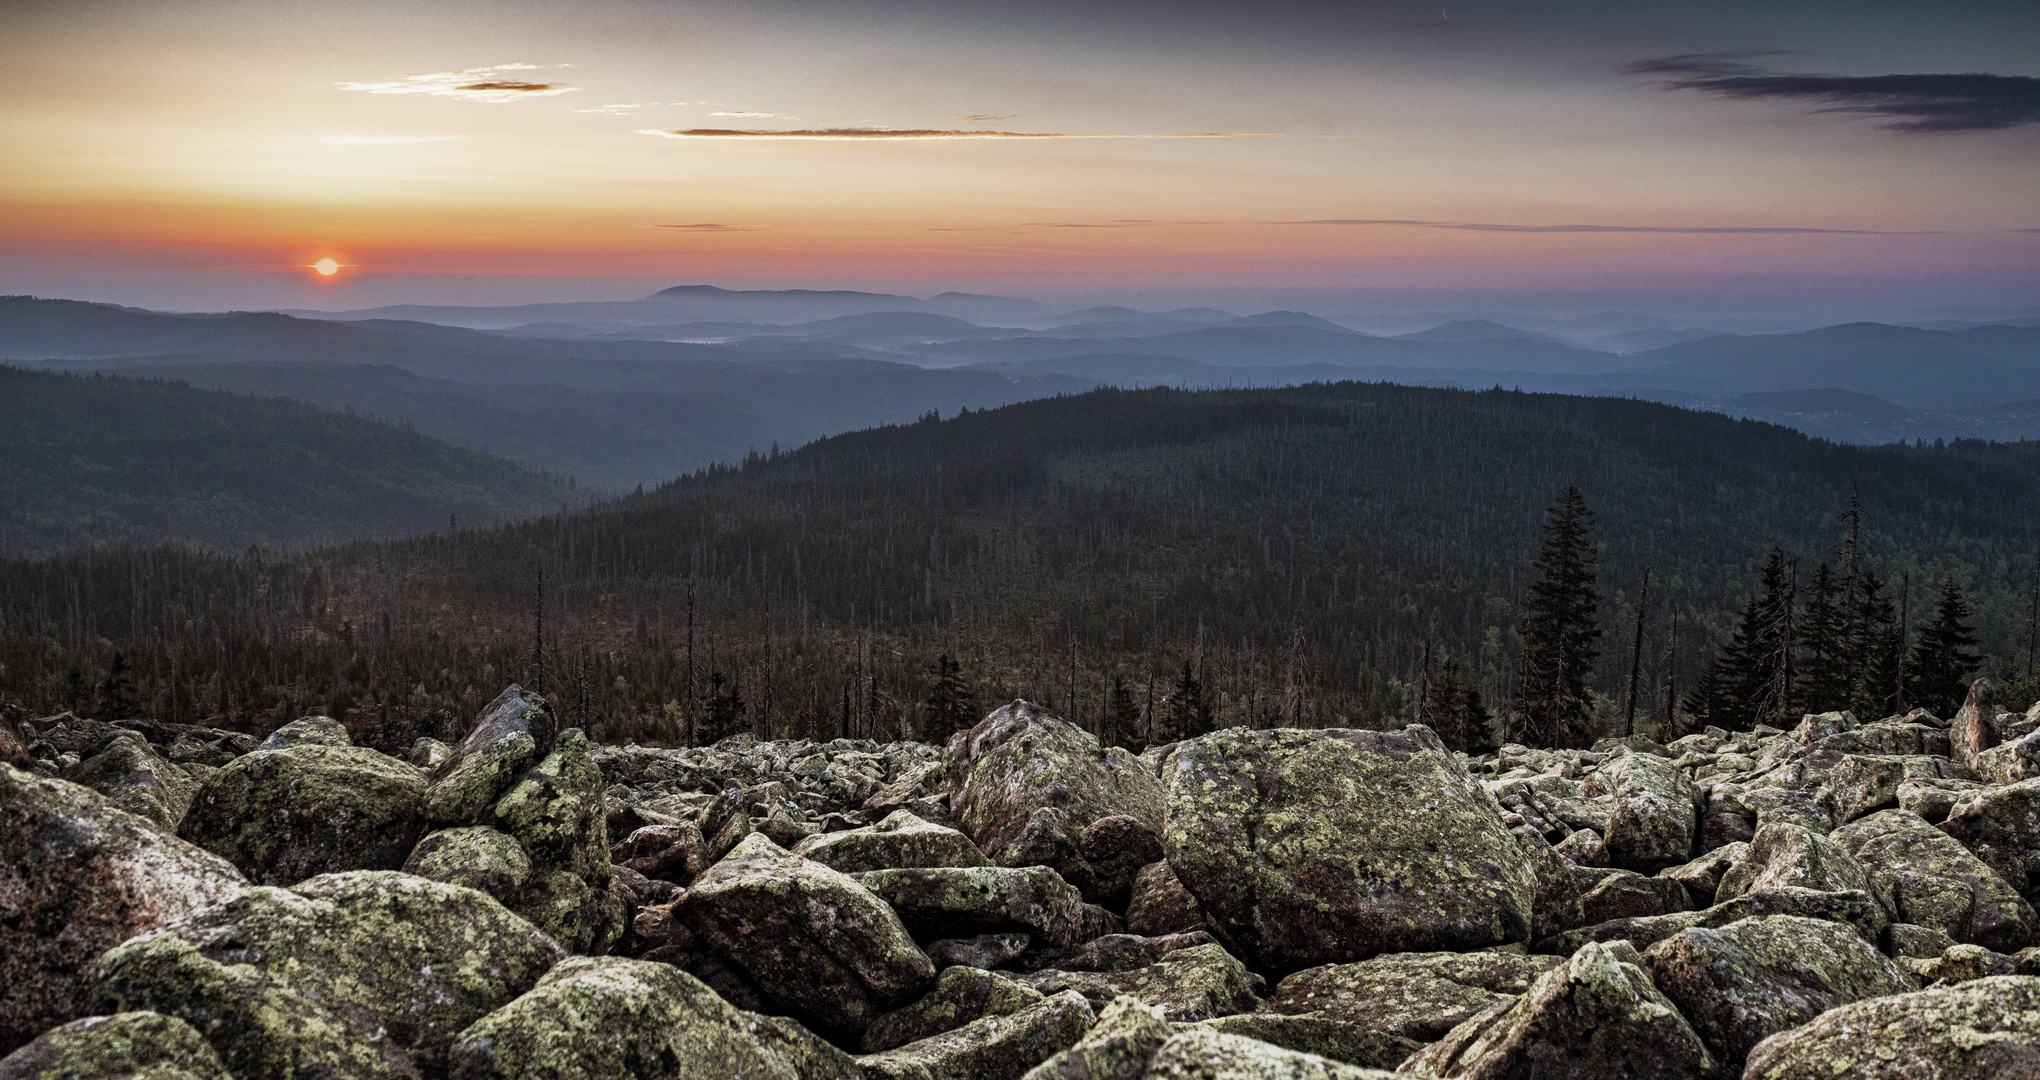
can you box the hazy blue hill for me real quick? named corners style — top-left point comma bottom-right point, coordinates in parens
top-left (1396, 319), bottom-right (1562, 344)
top-left (0, 365), bottom-right (583, 556)
top-left (1224, 311), bottom-right (1357, 332)
top-left (1729, 388), bottom-right (1913, 424)
top-left (1640, 323), bottom-right (2040, 409)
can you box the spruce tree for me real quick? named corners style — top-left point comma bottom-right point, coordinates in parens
top-left (1740, 550), bottom-right (1797, 723)
top-left (1798, 562), bottom-right (1848, 711)
top-left (1849, 571), bottom-right (1904, 719)
top-left (1104, 675), bottom-right (1144, 750)
top-left (1426, 657), bottom-right (1493, 754)
top-left (924, 653), bottom-right (976, 737)
top-left (1907, 575), bottom-right (1981, 715)
top-left (1163, 660), bottom-right (1215, 744)
top-left (1514, 487), bottom-right (1600, 747)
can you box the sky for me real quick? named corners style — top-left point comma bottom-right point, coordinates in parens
top-left (3, 0), bottom-right (2037, 315)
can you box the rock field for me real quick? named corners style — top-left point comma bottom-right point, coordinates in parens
top-left (7, 681), bottom-right (2040, 1077)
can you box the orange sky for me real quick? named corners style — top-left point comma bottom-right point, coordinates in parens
top-left (3, 0), bottom-right (2036, 311)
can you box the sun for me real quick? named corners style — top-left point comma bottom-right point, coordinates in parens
top-left (312, 258), bottom-right (341, 277)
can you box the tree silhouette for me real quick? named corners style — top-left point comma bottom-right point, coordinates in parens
top-left (1514, 487), bottom-right (1600, 747)
top-left (1908, 575), bottom-right (1981, 715)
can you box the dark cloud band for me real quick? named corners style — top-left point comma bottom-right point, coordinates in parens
top-left (639, 128), bottom-right (1269, 140)
top-left (1284, 219), bottom-right (1929, 235)
top-left (1628, 55), bottom-right (2040, 133)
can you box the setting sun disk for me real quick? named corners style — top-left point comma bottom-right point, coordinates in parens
top-left (312, 258), bottom-right (341, 276)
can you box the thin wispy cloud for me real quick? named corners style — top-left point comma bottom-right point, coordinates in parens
top-left (1283, 219), bottom-right (1935, 235)
top-left (315, 134), bottom-right (464, 146)
top-left (710, 111), bottom-right (797, 119)
top-left (576, 103), bottom-right (660, 115)
top-left (650, 223), bottom-right (762, 232)
top-left (959, 114), bottom-right (1017, 122)
top-left (1628, 55), bottom-right (2040, 133)
top-left (638, 128), bottom-right (1274, 141)
top-left (341, 63), bottom-right (577, 103)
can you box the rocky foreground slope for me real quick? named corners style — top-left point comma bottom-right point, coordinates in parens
top-left (7, 683), bottom-right (2040, 1077)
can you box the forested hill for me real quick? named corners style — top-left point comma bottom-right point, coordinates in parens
top-left (0, 365), bottom-right (586, 555)
top-left (4, 381), bottom-right (2039, 743)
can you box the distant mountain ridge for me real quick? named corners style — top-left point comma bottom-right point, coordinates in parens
top-left (0, 365), bottom-right (584, 555)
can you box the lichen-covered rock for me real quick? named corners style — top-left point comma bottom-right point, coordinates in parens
top-left (0, 1012), bottom-right (229, 1080)
top-left (515, 867), bottom-right (631, 955)
top-left (1020, 997), bottom-right (1172, 1080)
top-left (854, 865), bottom-right (1089, 948)
top-left (1126, 861), bottom-right (1211, 937)
top-left (795, 810), bottom-right (992, 875)
top-left (1139, 1029), bottom-right (1394, 1080)
top-left (1162, 726), bottom-right (1535, 972)
top-left (683, 833), bottom-right (936, 1044)
top-left (1715, 822), bottom-right (1876, 904)
top-left (946, 701), bottom-right (1165, 867)
top-left (0, 765), bottom-right (246, 1055)
top-left (1821, 754), bottom-right (1909, 825)
top-left (1742, 974), bottom-right (2040, 1079)
top-left (446, 955), bottom-right (860, 1080)
top-left (1938, 778), bottom-right (2040, 900)
top-left (1576, 870), bottom-right (1691, 925)
top-left (176, 743), bottom-right (426, 885)
top-left (1403, 940), bottom-right (1718, 1080)
top-left (1660, 843), bottom-right (1747, 909)
top-left (1024, 943), bottom-right (1261, 1022)
top-left (926, 933), bottom-right (1032, 970)
top-left (1600, 752), bottom-right (1699, 873)
top-left (864, 966), bottom-right (1045, 1053)
top-left (61, 733), bottom-right (198, 831)
top-left (1831, 809), bottom-right (2036, 952)
top-left (1904, 942), bottom-right (2018, 985)
top-left (491, 728), bottom-right (608, 883)
top-left (856, 989), bottom-right (1094, 1080)
top-left (1887, 921), bottom-right (1960, 958)
top-left (86, 871), bottom-right (564, 1079)
top-left (1897, 777), bottom-right (1984, 823)
top-left (615, 821), bottom-right (708, 884)
top-left (256, 715), bottom-right (351, 751)
top-left (1269, 952), bottom-right (1563, 1043)
top-left (1951, 678), bottom-right (2000, 774)
top-left (1192, 1015), bottom-right (1421, 1072)
top-left (402, 825), bottom-right (531, 901)
top-left (410, 737), bottom-right (450, 771)
top-left (426, 685), bottom-right (550, 826)
top-left (1547, 886), bottom-right (1888, 954)
top-left (1080, 815), bottom-right (1167, 911)
top-left (1643, 914), bottom-right (1918, 1065)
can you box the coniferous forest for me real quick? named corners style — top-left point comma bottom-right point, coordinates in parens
top-left (3, 380), bottom-right (2038, 751)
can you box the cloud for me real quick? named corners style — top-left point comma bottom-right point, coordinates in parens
top-left (638, 127), bottom-right (1273, 140)
top-left (651, 223), bottom-right (761, 232)
top-left (1626, 55), bottom-right (2040, 133)
top-left (341, 64), bottom-right (577, 103)
top-left (710, 111), bottom-right (797, 119)
top-left (576, 103), bottom-right (660, 115)
top-left (315, 134), bottom-right (464, 146)
top-left (1283, 218), bottom-right (1933, 235)
top-left (959, 114), bottom-right (1017, 122)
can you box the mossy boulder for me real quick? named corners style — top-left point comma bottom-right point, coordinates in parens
top-left (1547, 886), bottom-right (1888, 954)
top-left (86, 871), bottom-right (564, 1079)
top-left (490, 728), bottom-right (608, 883)
top-left (1189, 1015), bottom-right (1420, 1072)
top-left (1600, 751), bottom-right (1699, 872)
top-left (447, 955), bottom-right (860, 1080)
top-left (61, 733), bottom-right (197, 831)
top-left (177, 743), bottom-right (427, 885)
top-left (1269, 951), bottom-right (1562, 1043)
top-left (794, 809), bottom-right (992, 875)
top-left (946, 701), bottom-right (1164, 868)
top-left (1161, 726), bottom-right (1535, 972)
top-left (682, 832), bottom-right (937, 1044)
top-left (514, 868), bottom-right (631, 956)
top-left (856, 989), bottom-right (1095, 1080)
top-left (1742, 974), bottom-right (2040, 1079)
top-left (1125, 861), bottom-right (1211, 938)
top-left (0, 1012), bottom-right (229, 1080)
top-left (256, 715), bottom-right (351, 751)
top-left (1138, 1029), bottom-right (1395, 1080)
top-left (1716, 822), bottom-right (1877, 905)
top-left (855, 865), bottom-right (1090, 948)
top-left (1576, 869), bottom-right (1692, 924)
top-left (426, 685), bottom-right (551, 827)
top-left (864, 966), bottom-right (1045, 1053)
top-left (1019, 997), bottom-right (1171, 1080)
top-left (1025, 943), bottom-right (1261, 1022)
top-left (402, 825), bottom-right (531, 901)
top-left (1403, 940), bottom-right (1719, 1080)
top-left (0, 765), bottom-right (246, 1055)
top-left (1832, 809), bottom-right (2036, 952)
top-left (1644, 914), bottom-right (1919, 1065)
top-left (1938, 778), bottom-right (2040, 901)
